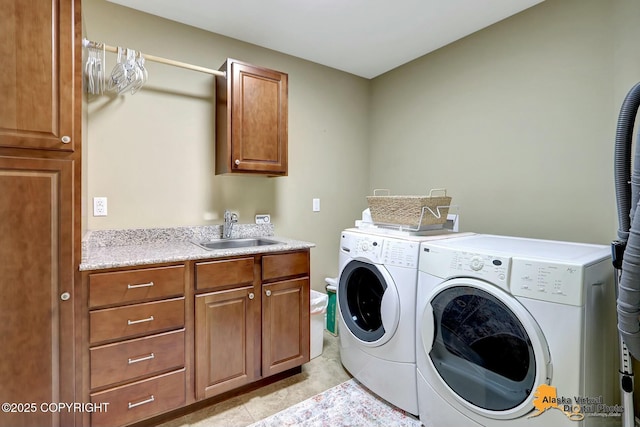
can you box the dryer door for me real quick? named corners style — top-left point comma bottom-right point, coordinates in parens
top-left (338, 260), bottom-right (400, 346)
top-left (420, 278), bottom-right (551, 420)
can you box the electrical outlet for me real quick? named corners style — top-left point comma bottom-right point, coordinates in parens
top-left (255, 214), bottom-right (271, 224)
top-left (93, 197), bottom-right (108, 216)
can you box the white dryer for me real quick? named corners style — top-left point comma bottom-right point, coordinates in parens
top-left (337, 228), bottom-right (468, 415)
top-left (416, 234), bottom-right (618, 427)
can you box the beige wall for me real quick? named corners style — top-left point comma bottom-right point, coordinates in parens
top-left (83, 0), bottom-right (371, 290)
top-left (368, 0), bottom-right (640, 409)
top-left (370, 0), bottom-right (640, 246)
top-left (84, 0), bottom-right (640, 285)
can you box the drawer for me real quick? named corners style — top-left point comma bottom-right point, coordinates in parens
top-left (90, 329), bottom-right (185, 390)
top-left (89, 265), bottom-right (184, 308)
top-left (90, 298), bottom-right (184, 344)
top-left (262, 251), bottom-right (309, 281)
top-left (90, 368), bottom-right (186, 427)
top-left (195, 257), bottom-right (254, 290)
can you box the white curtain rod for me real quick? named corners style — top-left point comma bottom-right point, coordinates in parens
top-left (83, 38), bottom-right (225, 77)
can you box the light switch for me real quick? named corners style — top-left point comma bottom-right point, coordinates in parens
top-left (313, 198), bottom-right (320, 212)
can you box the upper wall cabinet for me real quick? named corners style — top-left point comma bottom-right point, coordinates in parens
top-left (216, 59), bottom-right (288, 176)
top-left (0, 0), bottom-right (76, 152)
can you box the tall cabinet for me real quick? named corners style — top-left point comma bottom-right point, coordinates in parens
top-left (0, 1), bottom-right (82, 426)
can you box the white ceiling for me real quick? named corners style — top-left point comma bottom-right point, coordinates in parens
top-left (106, 0), bottom-right (544, 79)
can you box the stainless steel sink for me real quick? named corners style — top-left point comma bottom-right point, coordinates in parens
top-left (194, 238), bottom-right (279, 250)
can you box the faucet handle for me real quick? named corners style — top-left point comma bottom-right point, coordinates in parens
top-left (223, 210), bottom-right (238, 222)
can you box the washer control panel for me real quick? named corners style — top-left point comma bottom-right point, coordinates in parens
top-left (341, 233), bottom-right (419, 268)
top-left (451, 251), bottom-right (510, 288)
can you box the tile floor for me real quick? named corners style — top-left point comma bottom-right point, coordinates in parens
top-left (157, 331), bottom-right (352, 427)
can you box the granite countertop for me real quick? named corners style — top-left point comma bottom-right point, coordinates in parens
top-left (80, 224), bottom-right (315, 271)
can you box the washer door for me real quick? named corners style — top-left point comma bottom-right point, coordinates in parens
top-left (338, 260), bottom-right (400, 346)
top-left (421, 278), bottom-right (551, 419)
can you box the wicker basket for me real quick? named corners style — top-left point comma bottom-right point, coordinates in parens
top-left (367, 189), bottom-right (452, 229)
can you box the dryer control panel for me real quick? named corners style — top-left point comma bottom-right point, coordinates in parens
top-left (420, 246), bottom-right (511, 291)
top-left (419, 234), bottom-right (611, 307)
top-left (420, 245), bottom-right (589, 306)
top-left (511, 258), bottom-right (585, 306)
top-left (341, 232), bottom-right (419, 268)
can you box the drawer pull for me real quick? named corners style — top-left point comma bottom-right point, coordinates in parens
top-left (127, 315), bottom-right (154, 325)
top-left (128, 353), bottom-right (155, 364)
top-left (128, 395), bottom-right (155, 410)
top-left (127, 281), bottom-right (155, 289)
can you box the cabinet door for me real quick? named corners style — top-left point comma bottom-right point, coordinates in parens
top-left (0, 156), bottom-right (74, 427)
top-left (0, 0), bottom-right (77, 151)
top-left (262, 278), bottom-right (310, 377)
top-left (195, 286), bottom-right (260, 400)
top-left (216, 59), bottom-right (288, 175)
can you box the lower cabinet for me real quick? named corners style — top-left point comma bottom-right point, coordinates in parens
top-left (82, 249), bottom-right (310, 426)
top-left (262, 252), bottom-right (311, 376)
top-left (85, 265), bottom-right (186, 427)
top-left (194, 251), bottom-right (310, 400)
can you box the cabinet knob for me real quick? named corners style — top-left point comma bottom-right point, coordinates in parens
top-left (248, 292), bottom-right (255, 300)
top-left (234, 159), bottom-right (240, 166)
top-left (60, 292), bottom-right (71, 301)
top-left (265, 290), bottom-right (272, 297)
top-left (61, 135), bottom-right (71, 144)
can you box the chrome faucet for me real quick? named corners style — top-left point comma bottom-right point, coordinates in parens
top-left (223, 210), bottom-right (238, 239)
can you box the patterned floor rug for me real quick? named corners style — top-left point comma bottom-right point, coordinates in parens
top-left (247, 379), bottom-right (422, 427)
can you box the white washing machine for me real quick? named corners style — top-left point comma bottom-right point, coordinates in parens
top-left (337, 228), bottom-right (470, 415)
top-left (416, 234), bottom-right (618, 427)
